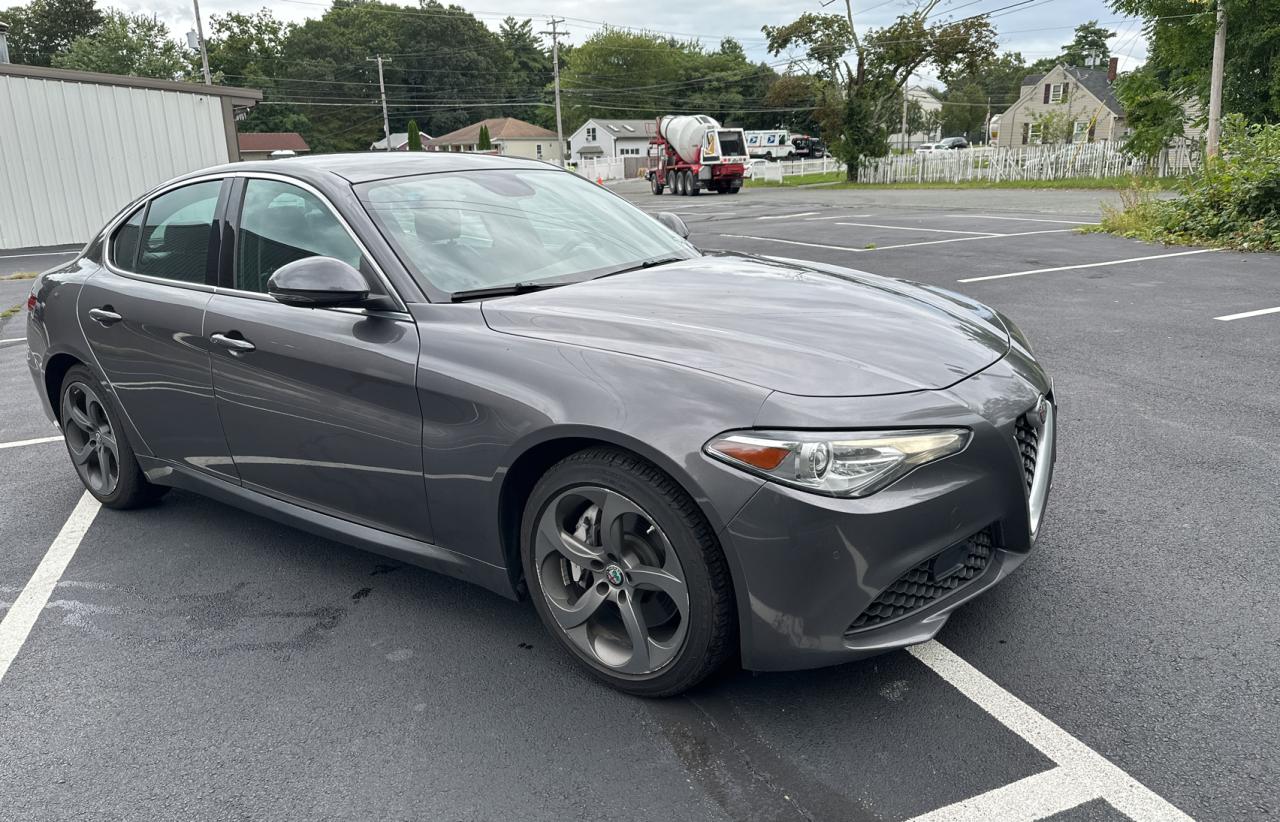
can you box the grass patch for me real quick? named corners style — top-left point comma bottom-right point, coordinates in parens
top-left (746, 172), bottom-right (1183, 191)
top-left (1, 303), bottom-right (22, 319)
top-left (0, 271), bottom-right (38, 280)
top-left (1091, 118), bottom-right (1280, 252)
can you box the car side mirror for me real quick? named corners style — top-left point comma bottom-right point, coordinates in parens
top-left (656, 211), bottom-right (690, 239)
top-left (267, 257), bottom-right (370, 308)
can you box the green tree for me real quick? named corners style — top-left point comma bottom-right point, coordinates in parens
top-left (1061, 20), bottom-right (1115, 67)
top-left (204, 10), bottom-right (310, 137)
top-left (477, 124), bottom-right (492, 150)
top-left (407, 119), bottom-right (423, 151)
top-left (762, 1), bottom-right (996, 179)
top-left (944, 51), bottom-right (1029, 113)
top-left (0, 0), bottom-right (101, 66)
top-left (498, 16), bottom-right (550, 125)
top-left (1115, 67), bottom-right (1187, 157)
top-left (1109, 0), bottom-right (1279, 124)
top-left (940, 82), bottom-right (988, 140)
top-left (52, 10), bottom-right (187, 79)
top-left (1031, 108), bottom-right (1075, 144)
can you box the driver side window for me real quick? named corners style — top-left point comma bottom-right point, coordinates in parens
top-left (235, 179), bottom-right (365, 294)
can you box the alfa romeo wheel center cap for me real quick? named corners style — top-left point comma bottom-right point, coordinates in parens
top-left (605, 565), bottom-right (624, 587)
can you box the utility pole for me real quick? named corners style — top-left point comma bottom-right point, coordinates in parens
top-left (985, 96), bottom-right (992, 145)
top-left (1206, 0), bottom-right (1227, 158)
top-left (541, 18), bottom-right (566, 166)
top-left (191, 0), bottom-right (211, 85)
top-left (900, 83), bottom-right (909, 152)
top-left (367, 54), bottom-right (393, 152)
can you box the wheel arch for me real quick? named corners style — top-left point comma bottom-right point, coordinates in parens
top-left (43, 351), bottom-right (85, 425)
top-left (495, 427), bottom-right (732, 598)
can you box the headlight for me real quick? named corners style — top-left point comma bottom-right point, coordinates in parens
top-left (705, 428), bottom-right (971, 498)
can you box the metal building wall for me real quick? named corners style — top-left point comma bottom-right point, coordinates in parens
top-left (0, 74), bottom-right (234, 250)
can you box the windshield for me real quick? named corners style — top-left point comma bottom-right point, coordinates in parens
top-left (356, 168), bottom-right (697, 295)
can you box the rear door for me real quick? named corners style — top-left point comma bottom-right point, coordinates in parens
top-left (204, 176), bottom-right (430, 541)
top-left (79, 178), bottom-right (239, 482)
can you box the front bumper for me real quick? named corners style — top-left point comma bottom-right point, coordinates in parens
top-left (723, 351), bottom-right (1055, 671)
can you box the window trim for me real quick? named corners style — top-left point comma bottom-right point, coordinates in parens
top-left (97, 172), bottom-right (409, 314)
top-left (1049, 83), bottom-right (1066, 104)
top-left (101, 175), bottom-right (227, 293)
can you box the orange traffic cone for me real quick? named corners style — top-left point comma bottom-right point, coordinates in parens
top-left (596, 176), bottom-right (603, 185)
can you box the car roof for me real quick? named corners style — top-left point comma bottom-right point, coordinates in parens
top-left (172, 151), bottom-right (563, 189)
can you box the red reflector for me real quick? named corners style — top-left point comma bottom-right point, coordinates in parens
top-left (27, 294), bottom-right (38, 311)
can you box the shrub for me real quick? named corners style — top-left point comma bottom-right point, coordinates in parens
top-left (1099, 116), bottom-right (1280, 251)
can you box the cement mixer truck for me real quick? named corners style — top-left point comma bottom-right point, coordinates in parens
top-left (646, 115), bottom-right (748, 196)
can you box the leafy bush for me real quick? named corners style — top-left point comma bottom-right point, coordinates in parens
top-left (1099, 116), bottom-right (1280, 251)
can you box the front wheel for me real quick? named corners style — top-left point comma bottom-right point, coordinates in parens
top-left (522, 448), bottom-right (736, 697)
top-left (59, 365), bottom-right (168, 509)
top-left (650, 173), bottom-right (664, 195)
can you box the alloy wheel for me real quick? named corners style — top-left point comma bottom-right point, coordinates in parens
top-left (62, 381), bottom-right (120, 496)
top-left (534, 486), bottom-right (690, 675)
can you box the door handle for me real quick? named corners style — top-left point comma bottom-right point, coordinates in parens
top-left (210, 332), bottom-right (256, 355)
top-left (88, 307), bottom-right (122, 326)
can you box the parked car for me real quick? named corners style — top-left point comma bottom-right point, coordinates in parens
top-left (26, 153), bottom-right (1056, 697)
top-left (939, 137), bottom-right (970, 149)
top-left (915, 143), bottom-right (941, 155)
top-left (790, 135), bottom-right (827, 158)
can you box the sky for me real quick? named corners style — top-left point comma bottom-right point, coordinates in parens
top-left (131, 0), bottom-right (1150, 93)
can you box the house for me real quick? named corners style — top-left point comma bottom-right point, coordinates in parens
top-left (370, 132), bottom-right (419, 151)
top-left (568, 119), bottom-right (655, 161)
top-left (238, 132), bottom-right (310, 161)
top-left (995, 59), bottom-right (1126, 147)
top-left (888, 86), bottom-right (944, 149)
top-left (0, 61), bottom-right (260, 250)
top-left (425, 117), bottom-right (563, 162)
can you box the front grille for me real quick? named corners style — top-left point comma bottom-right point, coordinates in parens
top-left (846, 528), bottom-right (995, 634)
top-left (1014, 413), bottom-right (1039, 495)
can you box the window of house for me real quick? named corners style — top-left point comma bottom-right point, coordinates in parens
top-left (1028, 122), bottom-right (1043, 144)
top-left (1072, 120), bottom-right (1089, 142)
top-left (586, 127), bottom-right (597, 141)
top-left (134, 180), bottom-right (222, 283)
top-left (537, 144), bottom-right (544, 159)
top-left (235, 179), bottom-right (364, 294)
top-left (1049, 83), bottom-right (1066, 103)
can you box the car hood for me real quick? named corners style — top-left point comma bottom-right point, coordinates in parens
top-left (481, 255), bottom-right (1008, 397)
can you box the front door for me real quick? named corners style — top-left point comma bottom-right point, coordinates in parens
top-left (205, 177), bottom-right (429, 541)
top-left (79, 179), bottom-right (238, 482)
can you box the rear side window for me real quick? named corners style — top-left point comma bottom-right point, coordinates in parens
top-left (235, 179), bottom-right (364, 294)
top-left (110, 207), bottom-right (144, 270)
top-left (136, 181), bottom-right (222, 283)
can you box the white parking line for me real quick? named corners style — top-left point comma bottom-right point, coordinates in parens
top-left (718, 228), bottom-right (1071, 254)
top-left (1214, 305), bottom-right (1280, 322)
top-left (909, 641), bottom-right (1192, 821)
top-left (0, 491), bottom-right (100, 684)
top-left (0, 251), bottom-right (75, 260)
top-left (802, 213), bottom-right (872, 221)
top-left (0, 435), bottom-right (63, 450)
top-left (757, 212), bottom-right (820, 220)
top-left (835, 221), bottom-right (1001, 236)
top-left (958, 248), bottom-right (1221, 283)
top-left (955, 215), bottom-right (1100, 226)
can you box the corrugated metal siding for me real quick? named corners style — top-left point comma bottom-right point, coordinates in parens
top-left (0, 75), bottom-right (231, 250)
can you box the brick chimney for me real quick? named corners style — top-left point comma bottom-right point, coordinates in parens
top-left (0, 20), bottom-right (11, 64)
top-left (1107, 56), bottom-right (1119, 83)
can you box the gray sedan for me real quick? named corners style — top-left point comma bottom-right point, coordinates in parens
top-left (24, 154), bottom-right (1055, 696)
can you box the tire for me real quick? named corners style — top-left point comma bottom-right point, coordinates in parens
top-left (688, 174), bottom-right (701, 196)
top-left (59, 365), bottom-right (168, 509)
top-left (650, 173), bottom-right (664, 195)
top-left (673, 170), bottom-right (685, 195)
top-left (522, 447), bottom-right (736, 697)
top-left (724, 184), bottom-right (741, 195)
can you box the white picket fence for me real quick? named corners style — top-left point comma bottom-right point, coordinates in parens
top-left (751, 156), bottom-right (843, 182)
top-left (855, 143), bottom-right (1199, 185)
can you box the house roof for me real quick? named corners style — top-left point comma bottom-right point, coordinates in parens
top-left (427, 117), bottom-right (558, 146)
top-left (370, 132), bottom-right (414, 150)
top-left (1021, 72), bottom-right (1045, 88)
top-left (1063, 65), bottom-right (1122, 115)
top-left (584, 119), bottom-right (655, 137)
top-left (0, 62), bottom-right (261, 105)
top-left (238, 132), bottom-right (310, 153)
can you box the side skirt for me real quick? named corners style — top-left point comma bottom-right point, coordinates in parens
top-left (138, 456), bottom-right (518, 600)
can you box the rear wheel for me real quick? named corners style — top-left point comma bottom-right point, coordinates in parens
top-left (688, 173), bottom-right (701, 196)
top-left (522, 448), bottom-right (735, 697)
top-left (650, 173), bottom-right (664, 195)
top-left (59, 365), bottom-right (167, 509)
top-left (674, 170), bottom-right (687, 195)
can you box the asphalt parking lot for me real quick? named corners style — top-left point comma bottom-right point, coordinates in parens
top-left (2, 184), bottom-right (1277, 821)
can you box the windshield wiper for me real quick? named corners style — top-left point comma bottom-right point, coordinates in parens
top-left (593, 255), bottom-right (687, 280)
top-left (450, 281), bottom-right (568, 302)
